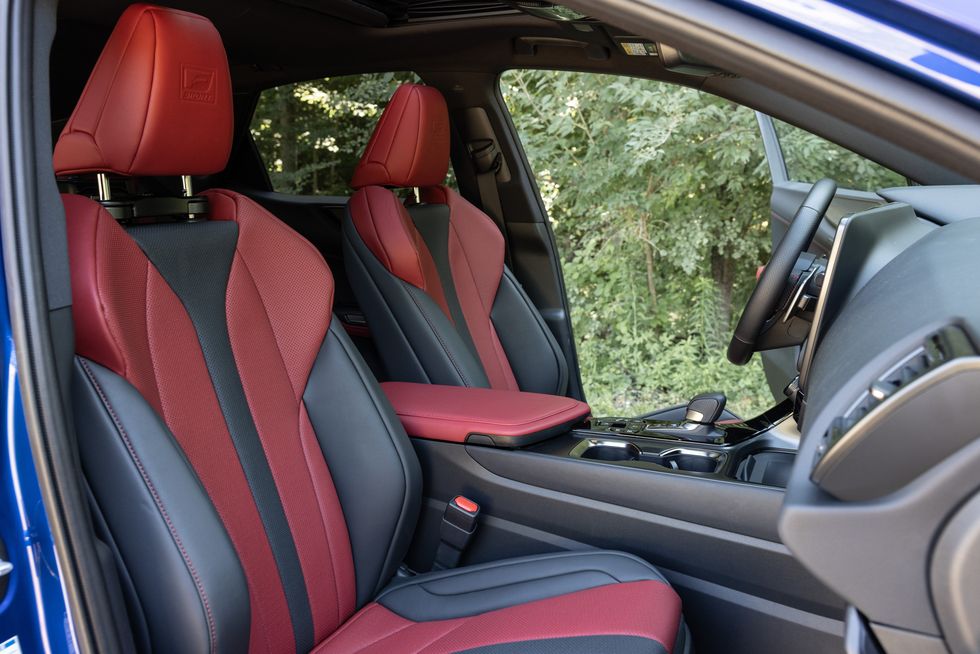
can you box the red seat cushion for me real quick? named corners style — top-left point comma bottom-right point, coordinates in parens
top-left (317, 552), bottom-right (683, 653)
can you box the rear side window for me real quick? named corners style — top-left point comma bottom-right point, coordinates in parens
top-left (250, 72), bottom-right (419, 195)
top-left (773, 119), bottom-right (907, 191)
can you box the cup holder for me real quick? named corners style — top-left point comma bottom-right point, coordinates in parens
top-left (659, 449), bottom-right (722, 473)
top-left (572, 440), bottom-right (723, 473)
top-left (579, 439), bottom-right (641, 461)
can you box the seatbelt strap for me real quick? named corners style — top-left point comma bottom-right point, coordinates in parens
top-left (466, 139), bottom-right (511, 265)
top-left (432, 495), bottom-right (481, 571)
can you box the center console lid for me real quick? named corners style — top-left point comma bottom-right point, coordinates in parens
top-left (381, 382), bottom-right (591, 447)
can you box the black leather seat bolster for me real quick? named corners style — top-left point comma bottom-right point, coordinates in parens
top-left (375, 550), bottom-right (669, 621)
top-left (303, 320), bottom-right (423, 605)
top-left (343, 211), bottom-right (491, 388)
top-left (73, 357), bottom-right (250, 654)
top-left (491, 268), bottom-right (569, 396)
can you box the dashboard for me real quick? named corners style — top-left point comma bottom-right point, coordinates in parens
top-left (778, 203), bottom-right (980, 654)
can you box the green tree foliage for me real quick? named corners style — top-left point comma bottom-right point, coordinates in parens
top-left (774, 119), bottom-right (906, 191)
top-left (251, 70), bottom-right (904, 418)
top-left (500, 70), bottom-right (904, 417)
top-left (250, 72), bottom-right (419, 194)
top-left (501, 70), bottom-right (774, 416)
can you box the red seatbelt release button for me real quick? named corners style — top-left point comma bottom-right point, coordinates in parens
top-left (433, 495), bottom-right (481, 571)
top-left (452, 495), bottom-right (479, 514)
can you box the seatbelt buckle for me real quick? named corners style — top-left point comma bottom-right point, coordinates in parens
top-left (432, 495), bottom-right (480, 570)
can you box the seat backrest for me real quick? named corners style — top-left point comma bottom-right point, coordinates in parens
top-left (344, 84), bottom-right (569, 396)
top-left (55, 5), bottom-right (420, 652)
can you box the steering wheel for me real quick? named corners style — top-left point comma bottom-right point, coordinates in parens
top-left (728, 178), bottom-right (837, 365)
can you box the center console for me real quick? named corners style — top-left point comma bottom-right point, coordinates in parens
top-left (533, 405), bottom-right (797, 489)
top-left (554, 397), bottom-right (798, 488)
top-left (382, 381), bottom-right (800, 490)
top-left (395, 381), bottom-right (839, 653)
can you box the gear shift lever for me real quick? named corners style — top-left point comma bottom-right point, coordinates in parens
top-left (627, 391), bottom-right (730, 444)
top-left (685, 392), bottom-right (727, 425)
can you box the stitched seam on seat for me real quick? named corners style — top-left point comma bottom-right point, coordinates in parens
top-left (316, 604), bottom-right (414, 652)
top-left (79, 358), bottom-right (217, 653)
top-left (390, 196), bottom-right (426, 289)
top-left (298, 405), bottom-right (344, 628)
top-left (350, 615), bottom-right (416, 652)
top-left (327, 326), bottom-right (416, 597)
top-left (346, 230), bottom-right (432, 384)
top-left (376, 91), bottom-right (411, 180)
top-left (414, 570), bottom-right (620, 598)
top-left (487, 324), bottom-right (517, 391)
top-left (375, 551), bottom-right (661, 600)
top-left (392, 403), bottom-right (583, 427)
top-left (447, 221), bottom-right (512, 388)
top-left (143, 261), bottom-right (170, 422)
top-left (127, 11), bottom-right (157, 171)
top-left (87, 9), bottom-right (145, 151)
top-left (92, 209), bottom-right (128, 378)
top-left (405, 87), bottom-right (425, 183)
top-left (232, 235), bottom-right (346, 629)
top-left (406, 287), bottom-right (472, 387)
top-left (501, 271), bottom-right (566, 395)
top-left (232, 250), bottom-right (302, 399)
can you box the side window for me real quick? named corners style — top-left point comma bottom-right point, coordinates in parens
top-left (501, 70), bottom-right (774, 418)
top-left (773, 119), bottom-right (907, 190)
top-left (250, 72), bottom-right (419, 195)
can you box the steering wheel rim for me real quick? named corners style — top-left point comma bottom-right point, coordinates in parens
top-left (727, 178), bottom-right (837, 365)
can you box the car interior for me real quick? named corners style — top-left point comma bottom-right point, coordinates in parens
top-left (6, 0), bottom-right (980, 653)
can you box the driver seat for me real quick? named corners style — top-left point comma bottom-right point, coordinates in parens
top-left (55, 4), bottom-right (686, 652)
top-left (343, 84), bottom-right (570, 395)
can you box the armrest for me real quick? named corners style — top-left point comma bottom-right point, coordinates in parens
top-left (381, 382), bottom-right (591, 447)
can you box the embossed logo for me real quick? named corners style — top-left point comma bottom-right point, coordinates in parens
top-left (181, 65), bottom-right (215, 103)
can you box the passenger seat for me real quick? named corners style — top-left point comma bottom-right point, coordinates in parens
top-left (55, 4), bottom-right (687, 652)
top-left (344, 85), bottom-right (570, 395)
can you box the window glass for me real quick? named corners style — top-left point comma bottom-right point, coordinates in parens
top-left (773, 119), bottom-right (907, 190)
top-left (250, 72), bottom-right (420, 195)
top-left (501, 70), bottom-right (774, 418)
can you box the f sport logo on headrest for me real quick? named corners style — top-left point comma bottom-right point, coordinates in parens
top-left (181, 65), bottom-right (216, 104)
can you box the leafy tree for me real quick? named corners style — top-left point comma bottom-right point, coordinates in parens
top-left (500, 70), bottom-right (903, 416)
top-left (250, 72), bottom-right (418, 194)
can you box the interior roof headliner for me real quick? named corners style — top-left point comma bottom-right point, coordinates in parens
top-left (52, 0), bottom-right (695, 115)
top-left (50, 0), bottom-right (974, 185)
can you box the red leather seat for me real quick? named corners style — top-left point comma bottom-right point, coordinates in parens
top-left (344, 85), bottom-right (570, 396)
top-left (56, 4), bottom-right (686, 652)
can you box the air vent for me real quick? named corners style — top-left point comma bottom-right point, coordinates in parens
top-left (814, 326), bottom-right (976, 468)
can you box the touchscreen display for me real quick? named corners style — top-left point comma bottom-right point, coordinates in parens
top-left (798, 204), bottom-right (934, 392)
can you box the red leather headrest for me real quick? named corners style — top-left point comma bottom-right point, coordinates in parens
top-left (350, 84), bottom-right (449, 189)
top-left (53, 4), bottom-right (233, 177)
